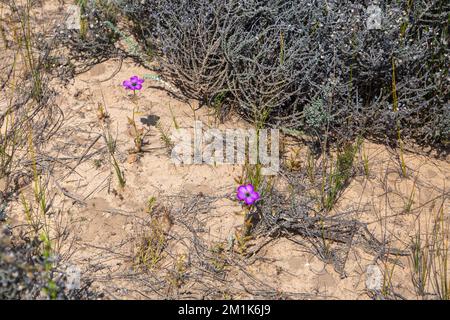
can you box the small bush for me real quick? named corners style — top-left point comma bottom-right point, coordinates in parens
top-left (0, 228), bottom-right (98, 299)
top-left (111, 0), bottom-right (449, 150)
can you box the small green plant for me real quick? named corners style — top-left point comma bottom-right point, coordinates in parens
top-left (381, 256), bottom-right (397, 298)
top-left (234, 224), bottom-right (253, 255)
top-left (167, 254), bottom-right (187, 290)
top-left (156, 121), bottom-right (174, 153)
top-left (146, 196), bottom-right (157, 214)
top-left (77, 0), bottom-right (88, 40)
top-left (168, 104), bottom-right (180, 130)
top-left (209, 243), bottom-right (227, 272)
top-left (41, 232), bottom-right (58, 299)
top-left (361, 146), bottom-right (370, 177)
top-left (96, 102), bottom-right (109, 121)
top-left (409, 223), bottom-right (430, 298)
top-left (103, 129), bottom-right (126, 188)
top-left (407, 200), bottom-right (449, 300)
top-left (134, 218), bottom-right (167, 270)
top-left (323, 141), bottom-right (359, 211)
top-left (26, 129), bottom-right (50, 235)
top-left (135, 198), bottom-right (170, 270)
top-left (404, 177), bottom-right (417, 214)
top-left (21, 130), bottom-right (57, 299)
top-left (430, 202), bottom-right (449, 300)
top-left (317, 218), bottom-right (332, 260)
top-left (127, 107), bottom-right (144, 153)
top-left (16, 0), bottom-right (42, 102)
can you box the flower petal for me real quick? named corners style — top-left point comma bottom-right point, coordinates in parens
top-left (237, 186), bottom-right (247, 194)
top-left (122, 80), bottom-right (132, 89)
top-left (134, 83), bottom-right (142, 90)
top-left (244, 197), bottom-right (255, 205)
top-left (245, 184), bottom-right (254, 193)
top-left (251, 191), bottom-right (260, 202)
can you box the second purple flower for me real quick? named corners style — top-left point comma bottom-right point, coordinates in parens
top-left (123, 75), bottom-right (144, 91)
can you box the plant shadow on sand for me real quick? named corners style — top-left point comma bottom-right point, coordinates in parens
top-left (140, 114), bottom-right (160, 127)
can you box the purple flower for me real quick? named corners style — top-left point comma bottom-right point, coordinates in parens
top-left (122, 75), bottom-right (144, 91)
top-left (236, 184), bottom-right (260, 206)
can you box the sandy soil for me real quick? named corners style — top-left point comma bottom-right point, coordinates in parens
top-left (5, 56), bottom-right (447, 299)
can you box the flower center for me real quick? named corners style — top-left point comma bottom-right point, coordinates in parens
top-left (245, 192), bottom-right (250, 197)
top-left (132, 82), bottom-right (137, 86)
